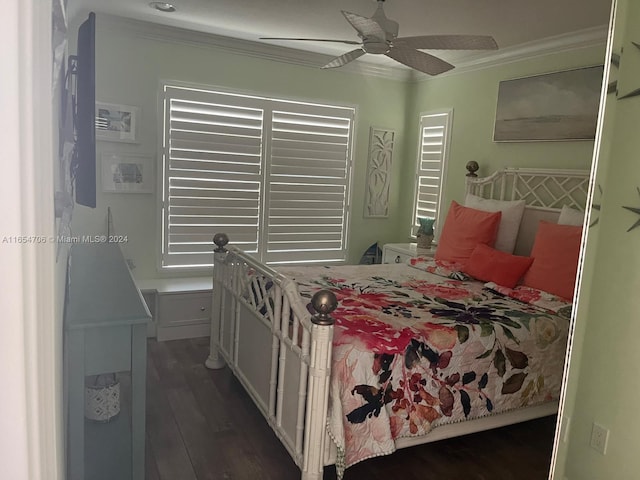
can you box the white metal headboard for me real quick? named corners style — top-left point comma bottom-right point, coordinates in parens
top-left (465, 167), bottom-right (590, 255)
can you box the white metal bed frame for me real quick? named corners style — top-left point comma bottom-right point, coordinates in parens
top-left (206, 166), bottom-right (590, 480)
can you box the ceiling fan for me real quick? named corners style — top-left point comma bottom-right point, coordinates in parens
top-left (260, 0), bottom-right (498, 75)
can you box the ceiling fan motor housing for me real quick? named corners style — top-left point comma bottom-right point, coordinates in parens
top-left (363, 40), bottom-right (391, 54)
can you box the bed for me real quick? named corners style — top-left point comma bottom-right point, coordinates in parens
top-left (205, 165), bottom-right (590, 479)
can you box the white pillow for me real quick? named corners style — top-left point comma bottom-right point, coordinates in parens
top-left (558, 205), bottom-right (585, 226)
top-left (464, 193), bottom-right (526, 254)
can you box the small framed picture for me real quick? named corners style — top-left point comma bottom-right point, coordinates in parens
top-left (101, 153), bottom-right (154, 193)
top-left (95, 102), bottom-right (139, 143)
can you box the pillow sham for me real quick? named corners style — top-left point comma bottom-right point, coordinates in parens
top-left (522, 221), bottom-right (582, 300)
top-left (435, 201), bottom-right (502, 265)
top-left (464, 193), bottom-right (526, 254)
top-left (463, 243), bottom-right (533, 288)
top-left (558, 205), bottom-right (585, 226)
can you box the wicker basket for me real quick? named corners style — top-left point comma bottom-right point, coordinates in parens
top-left (84, 374), bottom-right (120, 422)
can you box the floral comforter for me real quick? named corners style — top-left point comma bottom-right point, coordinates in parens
top-left (279, 258), bottom-right (571, 475)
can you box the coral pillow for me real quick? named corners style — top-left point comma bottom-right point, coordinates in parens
top-left (522, 221), bottom-right (582, 300)
top-left (464, 244), bottom-right (534, 288)
top-left (435, 201), bottom-right (502, 265)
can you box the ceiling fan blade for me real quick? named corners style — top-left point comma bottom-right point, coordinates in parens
top-left (341, 11), bottom-right (386, 40)
top-left (322, 49), bottom-right (366, 69)
top-left (386, 46), bottom-right (454, 75)
top-left (395, 35), bottom-right (498, 50)
top-left (260, 37), bottom-right (361, 46)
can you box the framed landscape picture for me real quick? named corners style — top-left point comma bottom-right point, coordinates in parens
top-left (493, 65), bottom-right (604, 142)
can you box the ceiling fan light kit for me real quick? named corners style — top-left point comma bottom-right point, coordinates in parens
top-left (260, 0), bottom-right (498, 75)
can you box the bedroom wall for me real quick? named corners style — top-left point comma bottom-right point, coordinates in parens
top-left (556, 0), bottom-right (640, 478)
top-left (403, 45), bottom-right (608, 231)
top-left (68, 13), bottom-right (609, 282)
top-left (69, 14), bottom-right (411, 278)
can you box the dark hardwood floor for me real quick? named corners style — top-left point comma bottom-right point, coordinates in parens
top-left (145, 337), bottom-right (556, 480)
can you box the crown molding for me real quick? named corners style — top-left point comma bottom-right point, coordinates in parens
top-left (410, 25), bottom-right (610, 82)
top-left (94, 13), bottom-right (413, 81)
top-left (93, 13), bottom-right (608, 83)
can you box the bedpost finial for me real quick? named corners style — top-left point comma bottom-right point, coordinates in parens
top-left (213, 232), bottom-right (229, 253)
top-left (310, 290), bottom-right (337, 326)
top-left (466, 161), bottom-right (479, 177)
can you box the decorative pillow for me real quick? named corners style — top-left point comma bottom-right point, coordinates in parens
top-left (464, 193), bottom-right (526, 254)
top-left (463, 244), bottom-right (533, 288)
top-left (522, 221), bottom-right (582, 300)
top-left (558, 205), bottom-right (585, 226)
top-left (435, 201), bottom-right (502, 265)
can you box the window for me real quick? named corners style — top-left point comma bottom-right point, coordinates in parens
top-left (160, 84), bottom-right (355, 269)
top-left (412, 109), bottom-right (452, 238)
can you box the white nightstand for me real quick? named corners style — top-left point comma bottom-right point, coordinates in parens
top-left (136, 277), bottom-right (213, 341)
top-left (382, 243), bottom-right (437, 264)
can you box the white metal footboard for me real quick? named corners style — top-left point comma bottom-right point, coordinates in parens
top-left (206, 233), bottom-right (337, 480)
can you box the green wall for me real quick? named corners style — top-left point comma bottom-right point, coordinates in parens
top-left (558, 0), bottom-right (640, 478)
top-left (72, 14), bottom-right (606, 287)
top-left (403, 47), bottom-right (607, 233)
top-left (71, 15), bottom-right (410, 278)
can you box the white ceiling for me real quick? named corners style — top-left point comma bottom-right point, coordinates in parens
top-left (67, 0), bottom-right (614, 74)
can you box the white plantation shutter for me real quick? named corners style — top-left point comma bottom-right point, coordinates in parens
top-left (266, 107), bottom-right (352, 264)
top-left (412, 110), bottom-right (452, 237)
top-left (161, 84), bottom-right (354, 269)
